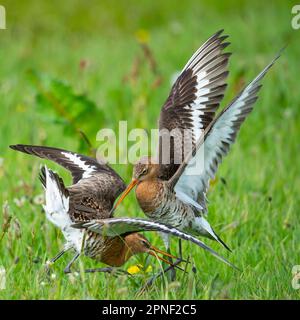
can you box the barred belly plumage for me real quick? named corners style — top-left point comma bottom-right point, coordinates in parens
top-left (84, 231), bottom-right (105, 259)
top-left (146, 189), bottom-right (195, 231)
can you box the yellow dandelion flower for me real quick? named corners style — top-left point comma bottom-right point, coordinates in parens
top-left (127, 264), bottom-right (143, 275)
top-left (127, 264), bottom-right (153, 275)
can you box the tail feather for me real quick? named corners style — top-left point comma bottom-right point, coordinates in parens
top-left (41, 165), bottom-right (70, 229)
top-left (39, 166), bottom-right (46, 188)
top-left (40, 165), bottom-right (69, 199)
top-left (40, 166), bottom-right (83, 252)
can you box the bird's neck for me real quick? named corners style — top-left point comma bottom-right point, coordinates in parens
top-left (145, 164), bottom-right (160, 181)
top-left (136, 179), bottom-right (163, 214)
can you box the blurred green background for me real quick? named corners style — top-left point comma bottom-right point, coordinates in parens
top-left (0, 0), bottom-right (299, 299)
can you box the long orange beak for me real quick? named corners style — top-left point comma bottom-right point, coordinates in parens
top-left (148, 251), bottom-right (174, 266)
top-left (148, 246), bottom-right (189, 272)
top-left (149, 246), bottom-right (178, 260)
top-left (112, 179), bottom-right (138, 212)
top-left (148, 246), bottom-right (185, 271)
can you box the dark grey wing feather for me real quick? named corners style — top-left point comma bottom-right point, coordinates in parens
top-left (9, 144), bottom-right (122, 185)
top-left (72, 217), bottom-right (238, 270)
top-left (68, 174), bottom-right (126, 221)
top-left (10, 144), bottom-right (126, 221)
top-left (169, 50), bottom-right (283, 213)
top-left (158, 30), bottom-right (231, 180)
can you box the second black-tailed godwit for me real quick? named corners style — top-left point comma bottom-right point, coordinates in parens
top-left (112, 32), bottom-right (282, 261)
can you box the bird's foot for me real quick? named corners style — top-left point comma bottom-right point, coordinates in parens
top-left (169, 265), bottom-right (177, 281)
top-left (85, 267), bottom-right (130, 276)
top-left (63, 253), bottom-right (80, 274)
top-left (138, 258), bottom-right (184, 295)
top-left (63, 267), bottom-right (72, 274)
top-left (44, 260), bottom-right (53, 275)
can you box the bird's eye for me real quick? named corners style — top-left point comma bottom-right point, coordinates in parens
top-left (141, 239), bottom-right (150, 248)
top-left (142, 168), bottom-right (148, 175)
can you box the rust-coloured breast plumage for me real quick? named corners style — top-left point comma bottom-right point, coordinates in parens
top-left (135, 180), bottom-right (164, 214)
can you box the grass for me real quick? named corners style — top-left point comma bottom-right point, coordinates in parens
top-left (0, 0), bottom-right (299, 299)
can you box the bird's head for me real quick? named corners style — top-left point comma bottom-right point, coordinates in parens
top-left (124, 233), bottom-right (177, 265)
top-left (132, 156), bottom-right (159, 181)
top-left (111, 156), bottom-right (159, 212)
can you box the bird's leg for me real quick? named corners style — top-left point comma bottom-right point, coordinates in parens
top-left (84, 267), bottom-right (130, 276)
top-left (166, 247), bottom-right (176, 281)
top-left (178, 239), bottom-right (182, 260)
top-left (159, 233), bottom-right (176, 281)
top-left (139, 240), bottom-right (188, 294)
top-left (45, 248), bottom-right (70, 274)
top-left (138, 258), bottom-right (183, 295)
top-left (49, 250), bottom-right (67, 263)
top-left (63, 252), bottom-right (80, 274)
top-left (85, 267), bottom-right (114, 273)
top-left (177, 238), bottom-right (195, 273)
top-left (178, 238), bottom-right (195, 273)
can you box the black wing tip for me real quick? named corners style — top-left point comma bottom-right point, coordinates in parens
top-left (9, 144), bottom-right (46, 155)
top-left (276, 45), bottom-right (286, 58)
top-left (267, 49), bottom-right (283, 68)
top-left (9, 144), bottom-right (38, 157)
top-left (265, 46), bottom-right (285, 70)
top-left (221, 42), bottom-right (231, 50)
top-left (10, 144), bottom-right (69, 154)
top-left (222, 52), bottom-right (233, 60)
top-left (207, 29), bottom-right (229, 47)
top-left (216, 234), bottom-right (232, 252)
top-left (229, 262), bottom-right (241, 272)
top-left (9, 144), bottom-right (26, 151)
top-left (213, 29), bottom-right (231, 42)
top-left (215, 29), bottom-right (224, 37)
top-left (253, 47), bottom-right (284, 83)
top-left (270, 47), bottom-right (285, 68)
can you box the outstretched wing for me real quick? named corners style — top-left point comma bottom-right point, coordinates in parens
top-left (169, 51), bottom-right (282, 213)
top-left (10, 144), bottom-right (127, 220)
top-left (158, 30), bottom-right (231, 180)
top-left (10, 144), bottom-right (121, 184)
top-left (72, 217), bottom-right (238, 270)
